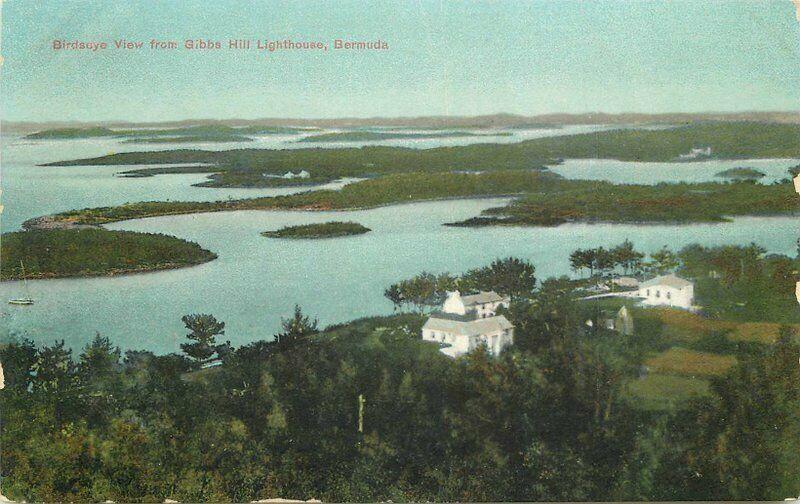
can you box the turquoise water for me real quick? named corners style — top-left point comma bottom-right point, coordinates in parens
top-left (0, 134), bottom-right (360, 231)
top-left (1, 131), bottom-right (798, 353)
top-left (548, 158), bottom-right (800, 185)
top-left (1, 202), bottom-right (797, 354)
top-left (1, 126), bottom-right (606, 231)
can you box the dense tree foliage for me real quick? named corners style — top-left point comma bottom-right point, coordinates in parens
top-left (2, 249), bottom-right (799, 501)
top-left (180, 314), bottom-right (229, 364)
top-left (261, 221), bottom-right (371, 239)
top-left (1, 229), bottom-right (217, 280)
top-left (384, 272), bottom-right (458, 311)
top-left (714, 167), bottom-right (766, 180)
top-left (465, 179), bottom-right (798, 227)
top-left (384, 257), bottom-right (536, 311)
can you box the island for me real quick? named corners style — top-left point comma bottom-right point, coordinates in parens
top-left (296, 130), bottom-right (513, 143)
top-left (22, 170), bottom-right (800, 230)
top-left (714, 167), bottom-right (766, 180)
top-left (443, 175), bottom-right (798, 227)
top-left (121, 135), bottom-right (253, 144)
top-left (40, 121), bottom-right (800, 188)
top-left (261, 221), bottom-right (371, 239)
top-left (24, 126), bottom-right (117, 139)
top-left (23, 124), bottom-right (312, 143)
top-left (0, 228), bottom-right (217, 281)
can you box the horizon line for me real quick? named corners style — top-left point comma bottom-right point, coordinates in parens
top-left (4, 109), bottom-right (800, 129)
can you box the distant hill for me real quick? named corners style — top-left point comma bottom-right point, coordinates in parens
top-left (6, 111), bottom-right (800, 133)
top-left (20, 124), bottom-right (311, 141)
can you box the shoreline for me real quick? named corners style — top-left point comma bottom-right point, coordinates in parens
top-left (1, 228), bottom-right (218, 283)
top-left (20, 192), bottom-right (800, 231)
top-left (20, 193), bottom-right (522, 230)
top-left (0, 257), bottom-right (217, 283)
top-left (22, 193), bottom-right (800, 235)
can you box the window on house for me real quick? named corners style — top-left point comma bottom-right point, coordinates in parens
top-left (656, 290), bottom-right (661, 298)
top-left (667, 292), bottom-right (672, 300)
top-left (646, 289), bottom-right (650, 296)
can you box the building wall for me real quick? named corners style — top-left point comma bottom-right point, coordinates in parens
top-left (422, 327), bottom-right (514, 357)
top-left (443, 295), bottom-right (467, 315)
top-left (638, 284), bottom-right (693, 308)
top-left (471, 300), bottom-right (509, 318)
top-left (470, 329), bottom-right (514, 355)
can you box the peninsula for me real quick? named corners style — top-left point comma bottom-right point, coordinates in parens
top-left (1, 228), bottom-right (217, 281)
top-left (22, 171), bottom-right (800, 230)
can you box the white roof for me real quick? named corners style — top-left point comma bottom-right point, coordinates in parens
top-left (461, 291), bottom-right (506, 306)
top-left (640, 274), bottom-right (692, 289)
top-left (613, 276), bottom-right (640, 287)
top-left (423, 314), bottom-right (513, 337)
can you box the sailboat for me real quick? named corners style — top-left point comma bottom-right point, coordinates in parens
top-left (9, 261), bottom-right (34, 305)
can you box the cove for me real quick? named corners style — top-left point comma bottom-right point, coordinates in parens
top-left (1, 198), bottom-right (796, 354)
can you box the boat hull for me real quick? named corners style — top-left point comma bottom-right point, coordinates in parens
top-left (8, 299), bottom-right (35, 305)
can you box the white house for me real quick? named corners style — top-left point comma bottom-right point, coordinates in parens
top-left (637, 274), bottom-right (694, 309)
top-left (442, 290), bottom-right (510, 318)
top-left (422, 291), bottom-right (514, 358)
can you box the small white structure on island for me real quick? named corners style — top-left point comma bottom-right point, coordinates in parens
top-left (678, 146), bottom-right (712, 160)
top-left (422, 291), bottom-right (514, 358)
top-left (262, 170), bottom-right (311, 180)
top-left (637, 274), bottom-right (694, 309)
top-left (283, 170), bottom-right (310, 179)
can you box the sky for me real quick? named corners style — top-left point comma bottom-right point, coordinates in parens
top-left (1, 0), bottom-right (799, 122)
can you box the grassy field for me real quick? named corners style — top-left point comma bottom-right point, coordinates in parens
top-left (1, 228), bottom-right (217, 280)
top-left (644, 347), bottom-right (736, 376)
top-left (600, 300), bottom-right (797, 411)
top-left (624, 373), bottom-right (711, 411)
top-left (639, 307), bottom-right (800, 344)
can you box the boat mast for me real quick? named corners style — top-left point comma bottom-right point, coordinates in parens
top-left (20, 260), bottom-right (30, 293)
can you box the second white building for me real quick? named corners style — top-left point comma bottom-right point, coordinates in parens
top-left (637, 274), bottom-right (694, 309)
